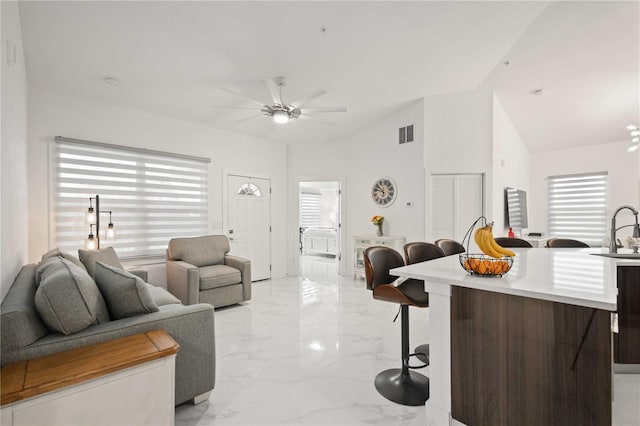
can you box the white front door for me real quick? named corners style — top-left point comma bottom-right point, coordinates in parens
top-left (226, 174), bottom-right (271, 281)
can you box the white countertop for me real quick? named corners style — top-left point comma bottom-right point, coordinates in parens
top-left (390, 247), bottom-right (631, 311)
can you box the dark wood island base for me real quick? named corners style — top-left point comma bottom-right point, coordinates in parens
top-left (451, 286), bottom-right (612, 426)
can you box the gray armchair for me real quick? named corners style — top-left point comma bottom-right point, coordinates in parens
top-left (166, 235), bottom-right (251, 308)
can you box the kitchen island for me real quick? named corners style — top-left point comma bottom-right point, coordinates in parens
top-left (391, 248), bottom-right (620, 426)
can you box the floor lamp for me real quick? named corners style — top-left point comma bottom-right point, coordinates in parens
top-left (86, 195), bottom-right (115, 250)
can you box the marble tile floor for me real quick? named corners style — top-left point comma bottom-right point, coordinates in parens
top-left (175, 256), bottom-right (640, 426)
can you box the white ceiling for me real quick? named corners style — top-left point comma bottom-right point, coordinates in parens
top-left (18, 1), bottom-right (639, 152)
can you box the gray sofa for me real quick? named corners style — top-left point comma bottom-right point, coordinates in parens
top-left (1, 251), bottom-right (216, 406)
top-left (167, 235), bottom-right (251, 308)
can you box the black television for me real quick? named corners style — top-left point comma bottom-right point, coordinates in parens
top-left (504, 187), bottom-right (528, 230)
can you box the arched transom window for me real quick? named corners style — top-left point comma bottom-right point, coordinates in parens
top-left (237, 183), bottom-right (262, 197)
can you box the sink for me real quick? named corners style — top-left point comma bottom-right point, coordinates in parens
top-left (591, 253), bottom-right (640, 259)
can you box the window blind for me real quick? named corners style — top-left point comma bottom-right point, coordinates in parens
top-left (53, 137), bottom-right (209, 259)
top-left (300, 192), bottom-right (321, 227)
top-left (547, 172), bottom-right (607, 246)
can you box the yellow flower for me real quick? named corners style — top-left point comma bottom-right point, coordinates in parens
top-left (371, 215), bottom-right (384, 225)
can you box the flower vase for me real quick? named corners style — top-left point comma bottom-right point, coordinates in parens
top-left (376, 223), bottom-right (383, 237)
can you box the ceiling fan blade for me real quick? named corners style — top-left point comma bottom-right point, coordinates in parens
top-left (299, 107), bottom-right (347, 113)
top-left (211, 105), bottom-right (264, 111)
top-left (265, 78), bottom-right (282, 106)
top-left (235, 114), bottom-right (268, 123)
top-left (290, 89), bottom-right (326, 108)
top-left (298, 114), bottom-right (336, 126)
top-left (220, 87), bottom-right (267, 108)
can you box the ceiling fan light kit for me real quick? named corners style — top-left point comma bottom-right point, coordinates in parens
top-left (218, 77), bottom-right (346, 126)
top-left (627, 125), bottom-right (639, 152)
top-left (272, 109), bottom-right (290, 124)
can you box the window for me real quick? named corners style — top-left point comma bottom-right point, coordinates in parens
top-left (53, 137), bottom-right (209, 259)
top-left (237, 183), bottom-right (262, 197)
top-left (300, 192), bottom-right (321, 227)
top-left (547, 172), bottom-right (607, 246)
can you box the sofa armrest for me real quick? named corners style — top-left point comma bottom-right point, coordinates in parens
top-left (127, 269), bottom-right (148, 282)
top-left (166, 260), bottom-right (200, 305)
top-left (225, 255), bottom-right (251, 301)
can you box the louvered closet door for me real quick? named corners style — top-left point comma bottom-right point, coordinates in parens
top-left (431, 174), bottom-right (484, 244)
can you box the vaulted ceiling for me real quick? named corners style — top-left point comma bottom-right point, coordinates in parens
top-left (18, 1), bottom-right (639, 152)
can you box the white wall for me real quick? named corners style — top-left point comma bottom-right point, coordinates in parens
top-left (1, 1), bottom-right (29, 301)
top-left (287, 99), bottom-right (425, 276)
top-left (529, 140), bottom-right (640, 242)
top-left (424, 89), bottom-right (494, 240)
top-left (492, 94), bottom-right (531, 236)
top-left (27, 88), bottom-right (288, 279)
top-left (347, 99), bottom-right (425, 241)
top-left (345, 99), bottom-right (425, 270)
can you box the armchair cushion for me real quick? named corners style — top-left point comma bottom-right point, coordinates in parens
top-left (94, 262), bottom-right (159, 320)
top-left (78, 246), bottom-right (124, 278)
top-left (199, 265), bottom-right (242, 290)
top-left (167, 235), bottom-right (230, 267)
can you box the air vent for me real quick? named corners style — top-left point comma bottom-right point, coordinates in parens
top-left (399, 125), bottom-right (414, 144)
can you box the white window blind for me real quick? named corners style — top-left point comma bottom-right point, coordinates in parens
top-left (53, 137), bottom-right (209, 259)
top-left (431, 174), bottom-right (484, 243)
top-left (300, 192), bottom-right (321, 227)
top-left (547, 172), bottom-right (607, 246)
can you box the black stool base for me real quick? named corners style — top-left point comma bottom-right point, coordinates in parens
top-left (374, 369), bottom-right (429, 406)
top-left (414, 344), bottom-right (429, 366)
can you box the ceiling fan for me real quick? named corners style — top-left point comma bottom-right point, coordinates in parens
top-left (216, 77), bottom-right (347, 125)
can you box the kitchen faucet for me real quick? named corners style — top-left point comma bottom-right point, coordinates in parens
top-left (609, 205), bottom-right (640, 253)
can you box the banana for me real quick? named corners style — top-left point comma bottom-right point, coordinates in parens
top-left (481, 228), bottom-right (504, 258)
top-left (474, 226), bottom-right (485, 248)
top-left (486, 225), bottom-right (516, 257)
top-left (475, 225), bottom-right (503, 258)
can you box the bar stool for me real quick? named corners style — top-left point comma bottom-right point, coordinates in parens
top-left (403, 242), bottom-right (446, 365)
top-left (364, 246), bottom-right (429, 406)
top-left (494, 237), bottom-right (533, 248)
top-left (434, 238), bottom-right (465, 256)
top-left (546, 238), bottom-right (590, 248)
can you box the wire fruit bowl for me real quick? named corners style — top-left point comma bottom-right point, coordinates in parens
top-left (459, 216), bottom-right (514, 277)
top-left (459, 253), bottom-right (513, 276)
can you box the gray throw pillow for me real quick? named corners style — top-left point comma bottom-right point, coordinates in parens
top-left (78, 246), bottom-right (124, 278)
top-left (145, 284), bottom-right (181, 306)
top-left (94, 262), bottom-right (159, 319)
top-left (35, 257), bottom-right (110, 335)
top-left (38, 248), bottom-right (87, 280)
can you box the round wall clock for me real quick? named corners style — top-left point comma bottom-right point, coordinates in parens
top-left (371, 177), bottom-right (397, 207)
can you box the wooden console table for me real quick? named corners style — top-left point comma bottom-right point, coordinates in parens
top-left (1, 330), bottom-right (180, 426)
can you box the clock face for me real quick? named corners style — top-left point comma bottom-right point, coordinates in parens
top-left (371, 177), bottom-right (397, 207)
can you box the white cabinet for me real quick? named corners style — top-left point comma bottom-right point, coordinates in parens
top-left (0, 331), bottom-right (178, 426)
top-left (353, 235), bottom-right (406, 278)
top-left (1, 358), bottom-right (176, 426)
